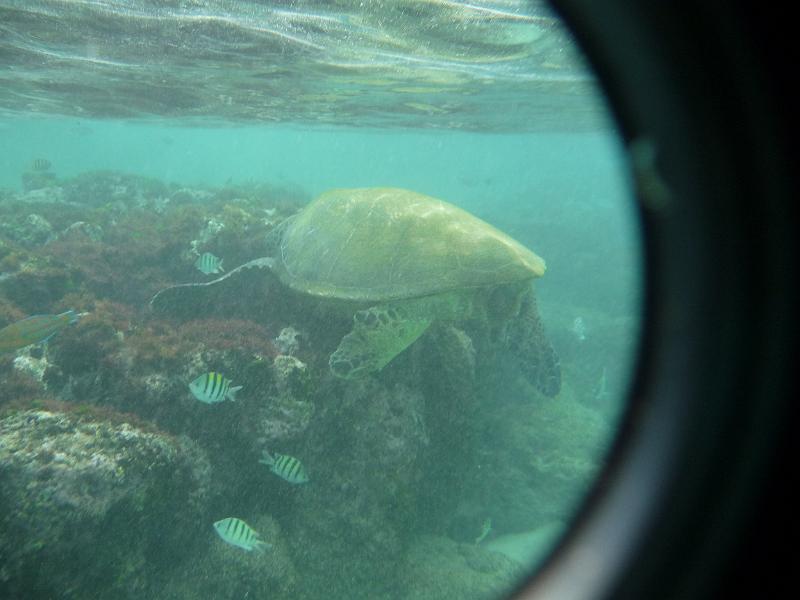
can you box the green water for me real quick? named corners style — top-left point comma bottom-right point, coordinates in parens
top-left (0, 2), bottom-right (641, 598)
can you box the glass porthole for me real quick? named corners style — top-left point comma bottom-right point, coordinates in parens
top-left (0, 2), bottom-right (639, 598)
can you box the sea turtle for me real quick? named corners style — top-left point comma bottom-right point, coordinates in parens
top-left (151, 188), bottom-right (561, 396)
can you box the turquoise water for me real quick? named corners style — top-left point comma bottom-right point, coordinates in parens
top-left (1, 120), bottom-right (637, 311)
top-left (1, 121), bottom-right (622, 202)
top-left (0, 2), bottom-right (641, 599)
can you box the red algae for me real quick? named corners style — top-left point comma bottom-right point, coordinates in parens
top-left (177, 318), bottom-right (278, 357)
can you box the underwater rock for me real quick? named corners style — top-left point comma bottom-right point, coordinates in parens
top-left (186, 218), bottom-right (226, 267)
top-left (545, 302), bottom-right (636, 408)
top-left (272, 354), bottom-right (309, 394)
top-left (413, 324), bottom-right (479, 533)
top-left (398, 535), bottom-right (521, 600)
top-left (58, 220), bottom-right (104, 243)
top-left (0, 409), bottom-right (211, 599)
top-left (0, 260), bottom-right (75, 314)
top-left (175, 319), bottom-right (277, 359)
top-left (484, 521), bottom-right (565, 568)
top-left (273, 326), bottom-right (302, 355)
top-left (0, 213), bottom-right (55, 247)
top-left (12, 350), bottom-right (50, 383)
top-left (25, 214), bottom-right (55, 245)
top-left (171, 187), bottom-right (214, 206)
top-left (254, 355), bottom-right (314, 445)
top-left (39, 316), bottom-right (137, 412)
top-left (16, 185), bottom-right (65, 204)
top-left (21, 171), bottom-right (58, 193)
top-left (471, 394), bottom-right (609, 534)
top-left (60, 171), bottom-right (172, 208)
top-left (257, 399), bottom-right (308, 444)
top-left (159, 513), bottom-right (299, 600)
top-left (287, 378), bottom-right (428, 598)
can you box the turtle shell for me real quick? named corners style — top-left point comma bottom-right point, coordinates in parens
top-left (275, 187), bottom-right (546, 301)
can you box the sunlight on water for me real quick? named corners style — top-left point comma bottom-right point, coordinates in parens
top-left (0, 2), bottom-right (640, 599)
top-left (0, 0), bottom-right (604, 130)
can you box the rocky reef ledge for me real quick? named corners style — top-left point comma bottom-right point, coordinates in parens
top-left (0, 409), bottom-right (211, 598)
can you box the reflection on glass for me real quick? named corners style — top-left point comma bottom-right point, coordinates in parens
top-left (0, 1), bottom-right (639, 599)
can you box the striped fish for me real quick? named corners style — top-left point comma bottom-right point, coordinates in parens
top-left (0, 310), bottom-right (79, 353)
top-left (213, 518), bottom-right (271, 553)
top-left (259, 450), bottom-right (309, 484)
top-left (194, 252), bottom-right (224, 275)
top-left (30, 158), bottom-right (52, 171)
top-left (188, 372), bottom-right (242, 404)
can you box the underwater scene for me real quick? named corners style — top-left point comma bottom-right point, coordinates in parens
top-left (0, 1), bottom-right (641, 599)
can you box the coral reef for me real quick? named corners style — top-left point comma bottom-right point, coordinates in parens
top-left (0, 169), bottom-right (626, 599)
top-left (0, 409), bottom-right (211, 599)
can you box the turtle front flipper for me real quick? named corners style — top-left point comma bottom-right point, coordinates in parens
top-left (329, 304), bottom-right (431, 379)
top-left (506, 291), bottom-right (561, 397)
top-left (150, 257), bottom-right (275, 313)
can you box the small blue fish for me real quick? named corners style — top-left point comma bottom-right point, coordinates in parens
top-left (213, 518), bottom-right (271, 553)
top-left (194, 252), bottom-right (224, 275)
top-left (189, 372), bottom-right (242, 404)
top-left (259, 450), bottom-right (309, 484)
top-left (0, 310), bottom-right (79, 353)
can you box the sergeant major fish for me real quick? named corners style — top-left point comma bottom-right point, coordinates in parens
top-left (188, 372), bottom-right (242, 404)
top-left (30, 158), bottom-right (52, 171)
top-left (259, 450), bottom-right (309, 484)
top-left (195, 252), bottom-right (224, 275)
top-left (0, 310), bottom-right (79, 353)
top-left (213, 517), bottom-right (271, 553)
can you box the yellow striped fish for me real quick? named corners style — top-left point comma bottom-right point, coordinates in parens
top-left (194, 252), bottom-right (224, 275)
top-left (188, 372), bottom-right (242, 404)
top-left (259, 450), bottom-right (309, 484)
top-left (213, 518), bottom-right (271, 553)
top-left (0, 310), bottom-right (79, 353)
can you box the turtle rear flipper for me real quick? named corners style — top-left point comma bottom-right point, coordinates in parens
top-left (149, 257), bottom-right (275, 314)
top-left (507, 292), bottom-right (561, 397)
top-left (329, 304), bottom-right (431, 379)
top-left (523, 337), bottom-right (561, 397)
